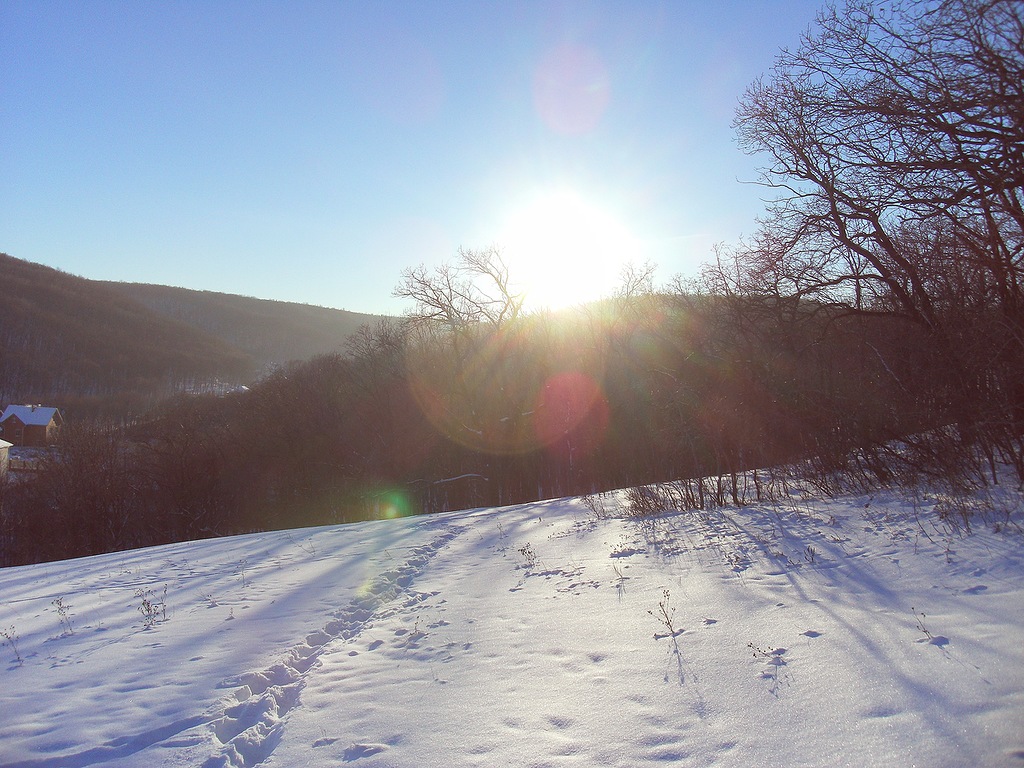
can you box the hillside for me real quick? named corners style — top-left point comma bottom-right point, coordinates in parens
top-left (0, 253), bottom-right (254, 414)
top-left (0, 482), bottom-right (1021, 766)
top-left (0, 253), bottom-right (384, 417)
top-left (101, 281), bottom-right (381, 372)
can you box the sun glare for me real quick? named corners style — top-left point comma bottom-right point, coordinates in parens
top-left (498, 188), bottom-right (641, 310)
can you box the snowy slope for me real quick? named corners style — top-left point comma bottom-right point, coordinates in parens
top-left (1, 486), bottom-right (1022, 767)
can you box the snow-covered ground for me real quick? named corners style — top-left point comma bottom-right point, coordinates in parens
top-left (1, 483), bottom-right (1022, 767)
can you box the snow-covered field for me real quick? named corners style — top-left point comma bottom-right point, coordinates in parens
top-left (1, 484), bottom-right (1022, 767)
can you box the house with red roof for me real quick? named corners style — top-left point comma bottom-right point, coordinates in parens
top-left (0, 405), bottom-right (64, 447)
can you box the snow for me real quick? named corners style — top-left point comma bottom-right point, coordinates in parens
top-left (1, 484), bottom-right (1022, 767)
top-left (0, 405), bottom-right (60, 427)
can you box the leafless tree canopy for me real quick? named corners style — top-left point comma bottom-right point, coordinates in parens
top-left (727, 0), bottom-right (1022, 334)
top-left (393, 247), bottom-right (524, 330)
top-left (705, 0), bottom-right (1024, 480)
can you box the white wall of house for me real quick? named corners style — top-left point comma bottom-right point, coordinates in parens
top-left (0, 438), bottom-right (11, 477)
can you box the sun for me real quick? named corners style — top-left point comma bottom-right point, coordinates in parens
top-left (497, 187), bottom-right (641, 310)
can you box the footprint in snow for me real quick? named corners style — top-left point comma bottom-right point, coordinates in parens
top-left (344, 742), bottom-right (389, 761)
top-left (546, 714), bottom-right (574, 730)
top-left (801, 630), bottom-right (823, 638)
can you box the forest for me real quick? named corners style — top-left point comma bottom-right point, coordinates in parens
top-left (1, 0), bottom-right (1021, 565)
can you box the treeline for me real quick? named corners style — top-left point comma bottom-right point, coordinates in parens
top-left (0, 280), bottom-right (1001, 566)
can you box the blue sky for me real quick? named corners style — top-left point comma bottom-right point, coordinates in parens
top-left (1, 1), bottom-right (824, 314)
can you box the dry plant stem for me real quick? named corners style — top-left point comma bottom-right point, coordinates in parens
top-left (52, 596), bottom-right (74, 636)
top-left (1, 625), bottom-right (22, 664)
top-left (649, 588), bottom-right (682, 639)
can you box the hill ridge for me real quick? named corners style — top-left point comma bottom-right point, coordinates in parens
top-left (0, 253), bottom-right (385, 416)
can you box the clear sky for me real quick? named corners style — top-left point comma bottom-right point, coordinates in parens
top-left (1, 0), bottom-right (824, 314)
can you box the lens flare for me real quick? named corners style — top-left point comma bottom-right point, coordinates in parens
top-left (363, 487), bottom-right (414, 520)
top-left (532, 371), bottom-right (610, 458)
top-left (402, 310), bottom-right (617, 460)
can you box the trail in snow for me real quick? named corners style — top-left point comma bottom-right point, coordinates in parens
top-left (0, 522), bottom-right (463, 768)
top-left (200, 524), bottom-right (463, 767)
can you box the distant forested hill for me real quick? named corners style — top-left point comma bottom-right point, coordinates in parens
top-left (0, 253), bottom-right (380, 417)
top-left (101, 281), bottom-right (380, 372)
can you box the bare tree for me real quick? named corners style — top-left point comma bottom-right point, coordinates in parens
top-left (394, 246), bottom-right (524, 331)
top-left (732, 0), bottom-right (1022, 330)
top-left (707, 0), bottom-right (1024, 481)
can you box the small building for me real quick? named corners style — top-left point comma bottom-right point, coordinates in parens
top-left (0, 438), bottom-right (11, 477)
top-left (0, 405), bottom-right (64, 447)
